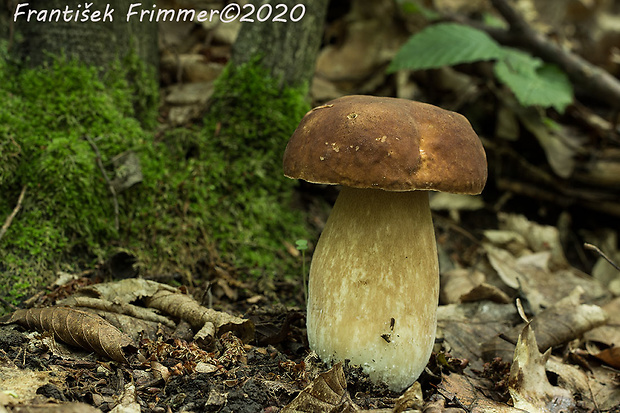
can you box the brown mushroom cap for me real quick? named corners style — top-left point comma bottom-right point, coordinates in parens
top-left (283, 95), bottom-right (487, 194)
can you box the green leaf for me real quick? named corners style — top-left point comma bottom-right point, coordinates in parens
top-left (388, 23), bottom-right (504, 73)
top-left (494, 48), bottom-right (573, 113)
top-left (295, 239), bottom-right (308, 251)
top-left (397, 0), bottom-right (441, 20)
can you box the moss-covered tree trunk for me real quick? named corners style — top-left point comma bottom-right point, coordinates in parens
top-left (0, 0), bottom-right (160, 310)
top-left (200, 0), bottom-right (329, 274)
top-left (231, 0), bottom-right (329, 89)
top-left (10, 0), bottom-right (158, 72)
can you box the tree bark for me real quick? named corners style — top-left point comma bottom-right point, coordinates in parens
top-left (231, 0), bottom-right (329, 89)
top-left (10, 0), bottom-right (158, 72)
top-left (0, 0), bottom-right (11, 41)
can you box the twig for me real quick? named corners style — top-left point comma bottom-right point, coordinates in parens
top-left (485, 0), bottom-right (620, 108)
top-left (85, 136), bottom-right (120, 231)
top-left (8, 136), bottom-right (21, 157)
top-left (584, 243), bottom-right (620, 272)
top-left (0, 296), bottom-right (18, 311)
top-left (515, 298), bottom-right (529, 323)
top-left (0, 185), bottom-right (27, 242)
top-left (480, 136), bottom-right (558, 188)
top-left (496, 178), bottom-right (620, 218)
top-left (432, 213), bottom-right (481, 246)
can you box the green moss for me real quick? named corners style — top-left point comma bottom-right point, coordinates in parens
top-left (0, 43), bottom-right (157, 309)
top-left (1, 47), bottom-right (311, 311)
top-left (202, 57), bottom-right (311, 273)
top-left (123, 57), bottom-right (311, 277)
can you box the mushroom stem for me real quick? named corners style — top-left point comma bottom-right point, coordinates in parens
top-left (307, 186), bottom-right (439, 391)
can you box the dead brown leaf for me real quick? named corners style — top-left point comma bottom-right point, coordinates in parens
top-left (64, 279), bottom-right (254, 344)
top-left (143, 289), bottom-right (254, 343)
top-left (593, 346), bottom-right (620, 369)
top-left (436, 302), bottom-right (518, 371)
top-left (60, 295), bottom-right (176, 328)
top-left (546, 357), bottom-right (620, 411)
top-left (0, 307), bottom-right (135, 364)
top-left (438, 373), bottom-right (527, 412)
top-left (81, 308), bottom-right (171, 342)
top-left (110, 383), bottom-right (140, 413)
top-left (508, 323), bottom-right (576, 412)
top-left (392, 381), bottom-right (423, 413)
top-left (440, 269), bottom-right (510, 304)
top-left (315, 0), bottom-right (408, 93)
top-left (482, 287), bottom-right (608, 362)
top-left (281, 362), bottom-right (358, 413)
top-left (584, 296), bottom-right (620, 348)
top-left (483, 214), bottom-right (607, 314)
top-left (71, 278), bottom-right (174, 304)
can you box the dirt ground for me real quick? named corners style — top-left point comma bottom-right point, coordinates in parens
top-left (0, 269), bottom-right (405, 412)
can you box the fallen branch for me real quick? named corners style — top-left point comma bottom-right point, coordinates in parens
top-left (482, 136), bottom-right (620, 217)
top-left (485, 0), bottom-right (620, 108)
top-left (85, 135), bottom-right (120, 231)
top-left (0, 185), bottom-right (27, 242)
top-left (497, 178), bottom-right (620, 217)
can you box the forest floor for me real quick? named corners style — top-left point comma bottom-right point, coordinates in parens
top-left (1, 205), bottom-right (620, 412)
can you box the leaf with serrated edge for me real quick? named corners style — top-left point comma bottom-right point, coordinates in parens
top-left (388, 23), bottom-right (504, 72)
top-left (494, 48), bottom-right (573, 112)
top-left (509, 323), bottom-right (576, 412)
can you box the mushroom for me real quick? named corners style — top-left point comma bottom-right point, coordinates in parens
top-left (282, 95), bottom-right (487, 391)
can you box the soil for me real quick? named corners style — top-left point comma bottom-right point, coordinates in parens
top-left (0, 289), bottom-right (407, 412)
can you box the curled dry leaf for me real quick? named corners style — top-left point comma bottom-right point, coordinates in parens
top-left (546, 356), bottom-right (620, 411)
top-left (281, 362), bottom-right (358, 413)
top-left (482, 287), bottom-right (608, 362)
top-left (483, 243), bottom-right (523, 290)
top-left (392, 381), bottom-right (423, 413)
top-left (483, 243), bottom-right (549, 313)
top-left (66, 278), bottom-right (254, 343)
top-left (460, 284), bottom-right (511, 304)
top-left (144, 289), bottom-right (254, 343)
top-left (150, 361), bottom-right (171, 382)
top-left (587, 296), bottom-right (620, 368)
top-left (484, 235), bottom-right (607, 316)
top-left (60, 295), bottom-right (176, 328)
top-left (0, 307), bottom-right (135, 363)
top-left (74, 278), bottom-right (175, 305)
top-left (83, 308), bottom-right (171, 343)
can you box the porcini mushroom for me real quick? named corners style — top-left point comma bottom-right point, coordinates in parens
top-left (283, 95), bottom-right (487, 391)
